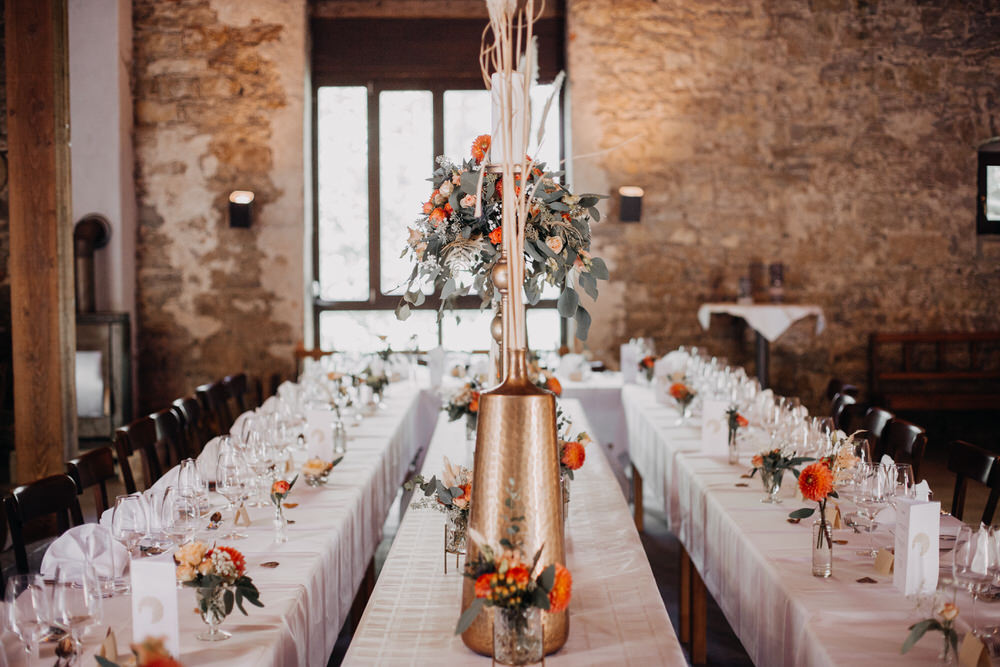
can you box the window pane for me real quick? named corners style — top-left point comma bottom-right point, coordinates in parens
top-left (441, 308), bottom-right (561, 352)
top-left (319, 310), bottom-right (438, 353)
top-left (380, 90), bottom-right (434, 295)
top-left (318, 87), bottom-right (369, 301)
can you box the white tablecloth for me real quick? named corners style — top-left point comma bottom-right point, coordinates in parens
top-left (3, 383), bottom-right (439, 667)
top-left (697, 303), bottom-right (826, 342)
top-left (344, 399), bottom-right (686, 665)
top-left (625, 383), bottom-right (979, 666)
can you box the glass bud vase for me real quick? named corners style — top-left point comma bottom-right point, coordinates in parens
top-left (196, 586), bottom-right (232, 641)
top-left (812, 519), bottom-right (833, 578)
top-left (728, 431), bottom-right (739, 465)
top-left (465, 413), bottom-right (477, 442)
top-left (273, 504), bottom-right (288, 543)
top-left (493, 606), bottom-right (543, 666)
top-left (760, 469), bottom-right (783, 504)
top-left (332, 420), bottom-right (348, 456)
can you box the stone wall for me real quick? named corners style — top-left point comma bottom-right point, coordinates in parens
top-left (132, 0), bottom-right (306, 412)
top-left (567, 0), bottom-right (1000, 407)
top-left (0, 0), bottom-right (11, 462)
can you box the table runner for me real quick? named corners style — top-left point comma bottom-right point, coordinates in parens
top-left (625, 383), bottom-right (976, 666)
top-left (344, 399), bottom-right (686, 665)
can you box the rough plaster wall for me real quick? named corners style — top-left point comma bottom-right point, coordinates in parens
top-left (133, 0), bottom-right (305, 412)
top-left (568, 0), bottom-right (1000, 408)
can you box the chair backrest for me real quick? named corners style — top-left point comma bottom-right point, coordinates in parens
top-left (197, 381), bottom-right (235, 437)
top-left (881, 417), bottom-right (928, 480)
top-left (223, 373), bottom-right (251, 413)
top-left (947, 440), bottom-right (1000, 524)
top-left (66, 446), bottom-right (118, 515)
top-left (151, 408), bottom-right (185, 470)
top-left (861, 407), bottom-right (895, 459)
top-left (172, 396), bottom-right (207, 457)
top-left (113, 416), bottom-right (163, 493)
top-left (831, 392), bottom-right (857, 432)
top-left (4, 474), bottom-right (84, 574)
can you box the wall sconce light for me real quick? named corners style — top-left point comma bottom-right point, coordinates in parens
top-left (229, 190), bottom-right (255, 228)
top-left (618, 186), bottom-right (644, 223)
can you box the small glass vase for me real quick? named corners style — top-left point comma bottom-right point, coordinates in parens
top-left (273, 504), bottom-right (288, 543)
top-left (332, 419), bottom-right (348, 456)
top-left (493, 606), bottom-right (543, 666)
top-left (728, 431), bottom-right (739, 465)
top-left (812, 519), bottom-right (833, 578)
top-left (939, 633), bottom-right (957, 665)
top-left (196, 586), bottom-right (232, 641)
top-left (465, 414), bottom-right (477, 442)
top-left (760, 469), bottom-right (783, 503)
top-left (561, 474), bottom-right (570, 530)
top-left (676, 399), bottom-right (693, 425)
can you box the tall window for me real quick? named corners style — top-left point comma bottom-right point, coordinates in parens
top-left (310, 16), bottom-right (566, 353)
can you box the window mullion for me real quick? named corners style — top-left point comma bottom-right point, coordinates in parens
top-left (368, 82), bottom-right (381, 303)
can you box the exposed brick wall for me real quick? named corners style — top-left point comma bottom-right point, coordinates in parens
top-left (567, 0), bottom-right (1000, 408)
top-left (132, 0), bottom-right (305, 412)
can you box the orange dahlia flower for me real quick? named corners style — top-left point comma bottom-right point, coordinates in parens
top-left (640, 355), bottom-right (656, 369)
top-left (736, 414), bottom-right (749, 428)
top-left (469, 391), bottom-right (480, 413)
top-left (505, 563), bottom-right (531, 588)
top-left (798, 462), bottom-right (835, 502)
top-left (471, 134), bottom-right (491, 163)
top-left (429, 208), bottom-right (448, 225)
top-left (272, 479), bottom-right (290, 495)
top-left (548, 563), bottom-right (572, 613)
top-left (751, 454), bottom-right (763, 468)
top-left (669, 383), bottom-right (691, 401)
top-left (561, 441), bottom-right (586, 471)
top-left (489, 227), bottom-right (503, 245)
top-left (475, 573), bottom-right (493, 599)
top-left (545, 377), bottom-right (562, 396)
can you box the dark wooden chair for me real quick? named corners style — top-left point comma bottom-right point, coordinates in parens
top-left (825, 379), bottom-right (859, 402)
top-left (67, 446), bottom-right (118, 515)
top-left (172, 396), bottom-right (208, 457)
top-left (223, 373), bottom-right (252, 413)
top-left (861, 407), bottom-right (895, 459)
top-left (831, 392), bottom-right (858, 432)
top-left (113, 416), bottom-right (164, 493)
top-left (197, 380), bottom-right (235, 437)
top-left (4, 474), bottom-right (84, 574)
top-left (881, 418), bottom-right (928, 481)
top-left (151, 407), bottom-right (186, 469)
top-left (947, 440), bottom-right (1000, 524)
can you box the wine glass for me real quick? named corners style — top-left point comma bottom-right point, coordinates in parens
top-left (5, 574), bottom-right (50, 661)
top-left (161, 486), bottom-right (199, 546)
top-left (854, 462), bottom-right (890, 557)
top-left (954, 524), bottom-right (995, 636)
top-left (111, 493), bottom-right (148, 559)
top-left (216, 449), bottom-right (250, 540)
top-left (894, 463), bottom-right (915, 501)
top-left (51, 562), bottom-right (103, 650)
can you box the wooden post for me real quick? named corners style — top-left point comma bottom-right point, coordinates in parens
top-left (691, 564), bottom-right (708, 664)
top-left (678, 545), bottom-right (691, 643)
top-left (631, 462), bottom-right (644, 532)
top-left (6, 0), bottom-right (77, 483)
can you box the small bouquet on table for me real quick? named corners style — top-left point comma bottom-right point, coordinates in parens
top-left (557, 429), bottom-right (589, 520)
top-left (174, 541), bottom-right (262, 642)
top-left (444, 379), bottom-right (482, 441)
top-left (302, 455), bottom-right (341, 487)
top-left (361, 364), bottom-right (389, 409)
top-left (669, 379), bottom-right (697, 424)
top-left (902, 600), bottom-right (960, 664)
top-left (788, 461), bottom-right (838, 577)
top-left (638, 355), bottom-right (656, 383)
top-left (405, 457), bottom-right (472, 573)
top-left (725, 406), bottom-right (749, 464)
top-left (750, 448), bottom-right (812, 504)
top-left (270, 476), bottom-right (297, 544)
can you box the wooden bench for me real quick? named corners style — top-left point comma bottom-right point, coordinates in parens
top-left (869, 332), bottom-right (1000, 411)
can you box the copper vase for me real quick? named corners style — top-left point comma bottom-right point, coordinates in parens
top-left (460, 349), bottom-right (567, 655)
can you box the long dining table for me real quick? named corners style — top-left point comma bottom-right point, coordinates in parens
top-left (623, 382), bottom-right (975, 666)
top-left (344, 398), bottom-right (687, 665)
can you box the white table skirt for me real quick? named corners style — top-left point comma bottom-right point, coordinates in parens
top-left (625, 383), bottom-right (977, 666)
top-left (3, 383), bottom-right (439, 667)
top-left (344, 399), bottom-right (686, 665)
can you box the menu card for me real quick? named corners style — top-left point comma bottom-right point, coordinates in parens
top-left (892, 497), bottom-right (940, 596)
top-left (305, 409), bottom-right (338, 460)
top-left (130, 558), bottom-right (180, 656)
top-left (700, 399), bottom-right (729, 457)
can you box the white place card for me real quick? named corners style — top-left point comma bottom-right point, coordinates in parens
top-left (130, 558), bottom-right (180, 656)
top-left (701, 399), bottom-right (729, 457)
top-left (893, 497), bottom-right (940, 596)
top-left (305, 409), bottom-right (338, 460)
top-left (620, 344), bottom-right (638, 384)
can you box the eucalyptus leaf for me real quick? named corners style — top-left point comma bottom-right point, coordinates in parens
top-left (788, 507), bottom-right (815, 520)
top-left (549, 201), bottom-right (570, 212)
top-left (901, 618), bottom-right (941, 654)
top-left (589, 257), bottom-right (610, 280)
top-left (224, 588), bottom-right (235, 616)
top-left (557, 287), bottom-right (579, 318)
top-left (575, 305), bottom-right (592, 340)
top-left (539, 563), bottom-right (556, 590)
top-left (588, 206), bottom-right (601, 222)
top-left (455, 598), bottom-right (487, 635)
top-left (532, 586), bottom-right (551, 610)
top-left (395, 302), bottom-right (411, 321)
top-left (579, 271), bottom-right (598, 300)
top-left (441, 278), bottom-right (457, 300)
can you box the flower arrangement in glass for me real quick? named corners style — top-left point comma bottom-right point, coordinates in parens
top-left (669, 380), bottom-right (697, 423)
top-left (360, 364), bottom-right (389, 406)
top-left (270, 476), bottom-right (297, 543)
top-left (639, 355), bottom-right (656, 382)
top-left (302, 456), bottom-right (342, 487)
top-left (444, 379), bottom-right (482, 440)
top-left (788, 462), bottom-right (839, 577)
top-left (749, 449), bottom-right (813, 504)
top-left (533, 369), bottom-right (562, 396)
top-left (405, 457), bottom-right (472, 572)
top-left (557, 430), bottom-right (589, 522)
top-left (902, 600), bottom-right (960, 664)
top-left (96, 636), bottom-right (184, 667)
top-left (174, 542), bottom-right (262, 641)
top-left (726, 406), bottom-right (749, 464)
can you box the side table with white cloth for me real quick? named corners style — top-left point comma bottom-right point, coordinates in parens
top-left (697, 303), bottom-right (825, 388)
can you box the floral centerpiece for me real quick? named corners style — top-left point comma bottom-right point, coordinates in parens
top-left (405, 457), bottom-right (472, 569)
top-left (669, 380), bottom-right (697, 422)
top-left (639, 355), bottom-right (656, 382)
top-left (788, 461), bottom-right (838, 577)
top-left (750, 448), bottom-right (813, 504)
top-left (96, 636), bottom-right (184, 667)
top-left (395, 135), bottom-right (609, 340)
top-left (325, 371), bottom-right (355, 419)
top-left (302, 456), bottom-right (341, 487)
top-left (444, 378), bottom-right (482, 440)
top-left (361, 364), bottom-right (389, 403)
top-left (726, 406), bottom-right (749, 464)
top-left (174, 541), bottom-right (262, 641)
top-left (902, 601), bottom-right (960, 663)
top-left (557, 430), bottom-right (589, 521)
top-left (270, 476), bottom-right (297, 543)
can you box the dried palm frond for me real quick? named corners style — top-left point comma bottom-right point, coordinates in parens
top-left (442, 238), bottom-right (485, 274)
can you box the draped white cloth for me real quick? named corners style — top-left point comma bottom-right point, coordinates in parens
top-left (697, 303), bottom-right (825, 342)
top-left (624, 383), bottom-right (975, 666)
top-left (345, 399), bottom-right (686, 665)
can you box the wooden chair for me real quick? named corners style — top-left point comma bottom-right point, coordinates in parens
top-left (67, 446), bottom-right (118, 515)
top-left (881, 418), bottom-right (928, 480)
top-left (831, 392), bottom-right (858, 432)
top-left (4, 474), bottom-right (84, 574)
top-left (172, 396), bottom-right (208, 458)
top-left (197, 380), bottom-right (235, 437)
top-left (947, 440), bottom-right (1000, 524)
top-left (151, 408), bottom-right (186, 469)
top-left (861, 407), bottom-right (895, 459)
top-left (223, 373), bottom-right (252, 413)
top-left (825, 379), bottom-right (859, 402)
top-left (113, 416), bottom-right (164, 494)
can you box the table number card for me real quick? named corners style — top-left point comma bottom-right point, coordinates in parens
top-left (700, 399), bottom-right (729, 457)
top-left (131, 558), bottom-right (180, 656)
top-left (305, 409), bottom-right (338, 460)
top-left (893, 497), bottom-right (940, 596)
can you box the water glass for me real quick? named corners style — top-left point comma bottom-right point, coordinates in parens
top-left (5, 574), bottom-right (50, 660)
top-left (51, 562), bottom-right (103, 647)
top-left (111, 493), bottom-right (148, 558)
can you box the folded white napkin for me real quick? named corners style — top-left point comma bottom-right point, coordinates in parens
top-left (973, 525), bottom-right (991, 575)
top-left (620, 343), bottom-right (639, 383)
top-left (880, 454), bottom-right (895, 467)
top-left (276, 381), bottom-right (298, 402)
top-left (914, 479), bottom-right (930, 502)
top-left (41, 524), bottom-right (128, 580)
top-left (230, 411), bottom-right (253, 441)
top-left (427, 347), bottom-right (446, 388)
top-left (148, 465), bottom-right (180, 497)
top-left (654, 350), bottom-right (688, 378)
top-left (196, 436), bottom-right (223, 481)
top-left (260, 395), bottom-right (279, 413)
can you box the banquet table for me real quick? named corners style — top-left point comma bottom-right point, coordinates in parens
top-left (1, 382), bottom-right (439, 667)
top-left (623, 383), bottom-right (981, 666)
top-left (557, 371), bottom-right (627, 454)
top-left (344, 399), bottom-right (687, 665)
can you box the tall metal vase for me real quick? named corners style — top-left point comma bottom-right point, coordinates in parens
top-left (460, 349), bottom-right (567, 656)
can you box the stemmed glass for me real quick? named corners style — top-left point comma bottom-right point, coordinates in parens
top-left (217, 448), bottom-right (250, 540)
top-left (954, 524), bottom-right (995, 636)
top-left (894, 463), bottom-right (915, 501)
top-left (111, 493), bottom-right (148, 559)
top-left (5, 574), bottom-right (50, 661)
top-left (51, 562), bottom-right (104, 653)
top-left (854, 462), bottom-right (890, 557)
top-left (161, 486), bottom-right (199, 547)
